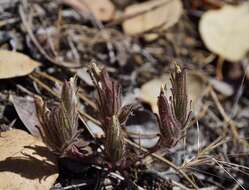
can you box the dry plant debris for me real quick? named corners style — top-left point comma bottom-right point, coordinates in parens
top-left (63, 0), bottom-right (116, 21)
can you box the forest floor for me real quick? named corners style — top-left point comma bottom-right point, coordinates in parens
top-left (0, 0), bottom-right (249, 190)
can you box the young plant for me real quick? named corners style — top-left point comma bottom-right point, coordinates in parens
top-left (35, 77), bottom-right (88, 158)
top-left (89, 63), bottom-right (133, 128)
top-left (104, 115), bottom-right (125, 164)
top-left (170, 65), bottom-right (191, 127)
top-left (157, 86), bottom-right (182, 147)
top-left (157, 65), bottom-right (191, 148)
top-left (89, 63), bottom-right (133, 165)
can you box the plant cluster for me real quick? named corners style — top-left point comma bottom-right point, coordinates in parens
top-left (156, 65), bottom-right (191, 148)
top-left (35, 77), bottom-right (91, 159)
top-left (88, 63), bottom-right (134, 167)
top-left (34, 62), bottom-right (191, 176)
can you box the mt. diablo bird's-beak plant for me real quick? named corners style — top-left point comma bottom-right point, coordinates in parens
top-left (88, 63), bottom-right (191, 167)
top-left (35, 77), bottom-right (89, 158)
top-left (88, 63), bottom-right (133, 128)
top-left (33, 62), bottom-right (191, 176)
top-left (170, 65), bottom-right (191, 127)
top-left (88, 63), bottom-right (133, 165)
top-left (157, 65), bottom-right (191, 148)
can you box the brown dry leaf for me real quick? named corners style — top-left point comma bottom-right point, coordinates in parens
top-left (140, 71), bottom-right (206, 113)
top-left (122, 0), bottom-right (182, 35)
top-left (63, 0), bottom-right (116, 21)
top-left (0, 50), bottom-right (40, 79)
top-left (11, 95), bottom-right (41, 138)
top-left (0, 129), bottom-right (58, 190)
top-left (199, 3), bottom-right (249, 62)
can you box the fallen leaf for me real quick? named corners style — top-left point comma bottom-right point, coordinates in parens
top-left (11, 95), bottom-right (41, 138)
top-left (140, 71), bottom-right (206, 113)
top-left (63, 0), bottom-right (116, 21)
top-left (0, 129), bottom-right (58, 190)
top-left (140, 74), bottom-right (171, 113)
top-left (125, 109), bottom-right (159, 148)
top-left (123, 0), bottom-right (182, 35)
top-left (209, 78), bottom-right (234, 97)
top-left (76, 67), bottom-right (94, 86)
top-left (199, 3), bottom-right (249, 61)
top-left (0, 50), bottom-right (40, 79)
top-left (86, 120), bottom-right (104, 138)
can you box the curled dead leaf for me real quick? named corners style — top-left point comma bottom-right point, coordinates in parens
top-left (12, 95), bottom-right (41, 138)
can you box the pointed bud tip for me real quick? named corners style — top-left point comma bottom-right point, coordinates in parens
top-left (34, 95), bottom-right (44, 108)
top-left (175, 64), bottom-right (181, 74)
top-left (91, 62), bottom-right (101, 76)
top-left (160, 84), bottom-right (166, 95)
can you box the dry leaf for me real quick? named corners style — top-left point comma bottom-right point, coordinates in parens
top-left (209, 78), bottom-right (234, 96)
top-left (199, 3), bottom-right (249, 61)
top-left (140, 74), bottom-right (171, 113)
top-left (123, 0), bottom-right (182, 35)
top-left (63, 0), bottom-right (115, 21)
top-left (125, 109), bottom-right (159, 148)
top-left (0, 129), bottom-right (58, 190)
top-left (0, 50), bottom-right (40, 79)
top-left (12, 95), bottom-right (41, 138)
top-left (140, 71), bottom-right (206, 113)
top-left (76, 67), bottom-right (94, 86)
top-left (86, 120), bottom-right (104, 138)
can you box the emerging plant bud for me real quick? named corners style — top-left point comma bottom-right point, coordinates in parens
top-left (89, 63), bottom-right (133, 167)
top-left (89, 63), bottom-right (132, 128)
top-left (157, 86), bottom-right (181, 147)
top-left (157, 64), bottom-right (191, 148)
top-left (105, 115), bottom-right (125, 163)
top-left (170, 64), bottom-right (191, 128)
top-left (89, 63), bottom-right (121, 123)
top-left (35, 77), bottom-right (86, 158)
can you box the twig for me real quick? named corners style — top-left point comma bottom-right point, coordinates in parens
top-left (210, 89), bottom-right (249, 148)
top-left (182, 136), bottom-right (227, 170)
top-left (34, 71), bottom-right (97, 109)
top-left (172, 180), bottom-right (192, 190)
top-left (212, 158), bottom-right (246, 190)
top-left (0, 17), bottom-right (19, 28)
top-left (29, 75), bottom-right (59, 98)
top-left (230, 69), bottom-right (246, 118)
top-left (19, 5), bottom-right (81, 68)
top-left (125, 139), bottom-right (198, 189)
top-left (51, 182), bottom-right (87, 190)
